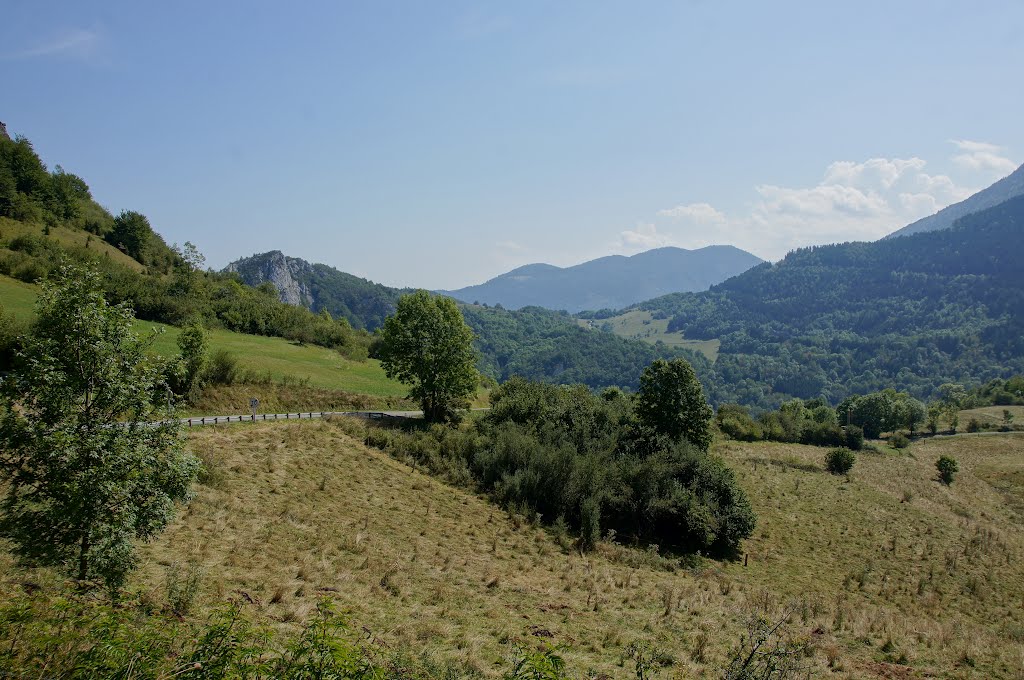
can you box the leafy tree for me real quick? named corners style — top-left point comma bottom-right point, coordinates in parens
top-left (896, 396), bottom-right (926, 436)
top-left (937, 383), bottom-right (966, 434)
top-left (176, 322), bottom-right (208, 400)
top-left (926, 403), bottom-right (942, 434)
top-left (377, 290), bottom-right (479, 423)
top-left (106, 210), bottom-right (153, 262)
top-left (844, 424), bottom-right (864, 451)
top-left (936, 455), bottom-right (958, 485)
top-left (0, 263), bottom-right (198, 593)
top-left (635, 358), bottom-right (713, 451)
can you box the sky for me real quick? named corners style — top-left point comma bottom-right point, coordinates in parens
top-left (2, 1), bottom-right (1022, 289)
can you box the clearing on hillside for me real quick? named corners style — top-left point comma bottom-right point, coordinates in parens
top-left (577, 310), bottom-right (720, 361)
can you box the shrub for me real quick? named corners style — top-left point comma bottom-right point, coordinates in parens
top-left (890, 432), bottom-right (909, 449)
top-left (966, 418), bottom-right (981, 433)
top-left (204, 348), bottom-right (239, 385)
top-left (717, 403), bottom-right (762, 442)
top-left (825, 448), bottom-right (855, 475)
top-left (844, 424), bottom-right (864, 450)
top-left (936, 456), bottom-right (958, 485)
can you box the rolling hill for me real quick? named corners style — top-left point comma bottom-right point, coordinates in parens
top-left (442, 245), bottom-right (763, 313)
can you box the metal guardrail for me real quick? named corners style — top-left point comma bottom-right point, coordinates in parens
top-left (180, 411), bottom-right (410, 427)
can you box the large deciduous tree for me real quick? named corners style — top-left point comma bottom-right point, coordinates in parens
top-left (0, 263), bottom-right (198, 593)
top-left (635, 358), bottom-right (713, 452)
top-left (377, 290), bottom-right (478, 423)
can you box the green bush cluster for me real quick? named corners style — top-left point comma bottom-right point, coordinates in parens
top-left (825, 448), bottom-right (856, 475)
top-left (936, 455), bottom-right (959, 485)
top-left (361, 367), bottom-right (755, 555)
top-left (716, 399), bottom-right (854, 448)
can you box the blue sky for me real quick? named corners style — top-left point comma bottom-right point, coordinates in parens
top-left (2, 1), bottom-right (1021, 288)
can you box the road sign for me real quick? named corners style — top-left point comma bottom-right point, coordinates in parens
top-left (250, 398), bottom-right (259, 418)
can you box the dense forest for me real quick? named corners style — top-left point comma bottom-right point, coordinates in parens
top-left (460, 304), bottom-right (713, 391)
top-left (626, 196), bottom-right (1024, 409)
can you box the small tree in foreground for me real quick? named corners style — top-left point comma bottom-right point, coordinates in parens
top-left (377, 290), bottom-right (478, 423)
top-left (825, 448), bottom-right (855, 475)
top-left (936, 455), bottom-right (959, 485)
top-left (0, 263), bottom-right (198, 594)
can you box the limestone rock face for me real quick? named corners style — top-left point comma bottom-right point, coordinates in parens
top-left (225, 250), bottom-right (312, 306)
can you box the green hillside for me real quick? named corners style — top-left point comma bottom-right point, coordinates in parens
top-left (0, 274), bottom-right (407, 398)
top-left (633, 195), bottom-right (1024, 409)
top-left (576, 309), bottom-right (720, 361)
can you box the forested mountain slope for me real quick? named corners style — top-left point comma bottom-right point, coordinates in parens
top-left (632, 195), bottom-right (1024, 407)
top-left (460, 303), bottom-right (713, 390)
top-left (443, 245), bottom-right (763, 312)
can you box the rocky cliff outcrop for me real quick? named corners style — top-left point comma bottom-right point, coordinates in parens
top-left (225, 250), bottom-right (313, 306)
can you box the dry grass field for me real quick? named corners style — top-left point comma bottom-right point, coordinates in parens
top-left (117, 421), bottom-right (1024, 678)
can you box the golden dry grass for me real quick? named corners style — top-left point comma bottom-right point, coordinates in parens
top-left (128, 422), bottom-right (1024, 678)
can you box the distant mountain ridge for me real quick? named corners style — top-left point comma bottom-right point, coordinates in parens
top-left (884, 162), bottom-right (1024, 239)
top-left (225, 251), bottom-right (404, 331)
top-left (442, 245), bottom-right (764, 312)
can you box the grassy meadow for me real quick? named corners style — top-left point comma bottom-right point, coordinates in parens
top-left (0, 273), bottom-right (409, 399)
top-left (0, 216), bottom-right (146, 272)
top-left (960, 405), bottom-right (1024, 428)
top-left (79, 421), bottom-right (1021, 678)
top-left (577, 310), bottom-right (720, 362)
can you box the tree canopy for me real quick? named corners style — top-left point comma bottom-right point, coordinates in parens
top-left (635, 358), bottom-right (714, 452)
top-left (0, 262), bottom-right (198, 593)
top-left (376, 290), bottom-right (479, 423)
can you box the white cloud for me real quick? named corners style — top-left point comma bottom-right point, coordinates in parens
top-left (822, 157), bottom-right (926, 190)
top-left (5, 28), bottom-right (101, 60)
top-left (656, 202), bottom-right (727, 224)
top-left (643, 150), bottom-right (989, 261)
top-left (618, 223), bottom-right (676, 252)
top-left (950, 139), bottom-right (1017, 175)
